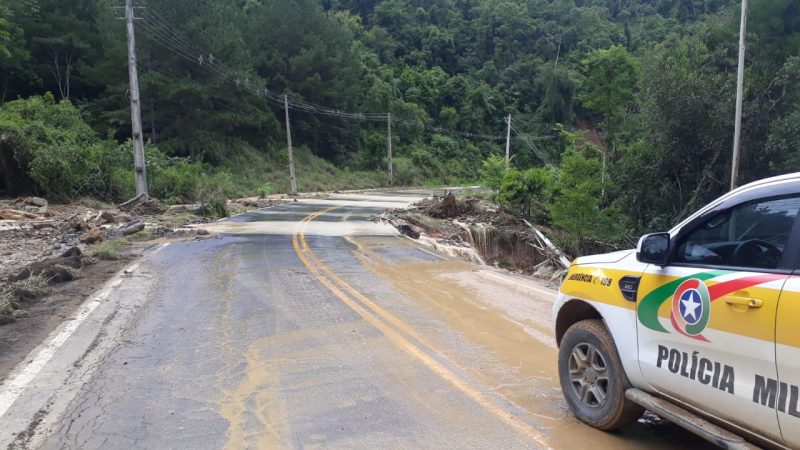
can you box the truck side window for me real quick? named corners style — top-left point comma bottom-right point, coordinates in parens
top-left (674, 195), bottom-right (800, 269)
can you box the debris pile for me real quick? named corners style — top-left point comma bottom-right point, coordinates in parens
top-left (0, 197), bottom-right (214, 290)
top-left (384, 192), bottom-right (570, 279)
top-left (0, 193), bottom-right (291, 324)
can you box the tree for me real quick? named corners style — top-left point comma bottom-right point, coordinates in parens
top-left (578, 45), bottom-right (638, 125)
top-left (497, 167), bottom-right (552, 218)
top-left (480, 154), bottom-right (507, 191)
top-left (0, 94), bottom-right (123, 199)
top-left (549, 151), bottom-right (622, 254)
top-left (0, 3), bottom-right (32, 102)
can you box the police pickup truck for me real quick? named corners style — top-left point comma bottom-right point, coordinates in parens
top-left (553, 173), bottom-right (800, 449)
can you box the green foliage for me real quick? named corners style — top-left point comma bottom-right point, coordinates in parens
top-left (257, 182), bottom-right (273, 198)
top-left (480, 154), bottom-right (507, 191)
top-left (578, 45), bottom-right (638, 123)
top-left (765, 110), bottom-right (800, 173)
top-left (497, 167), bottom-right (552, 218)
top-left (146, 147), bottom-right (205, 203)
top-left (10, 274), bottom-right (50, 299)
top-left (196, 172), bottom-right (235, 218)
top-left (391, 156), bottom-right (425, 186)
top-left (0, 291), bottom-right (15, 317)
top-left (549, 150), bottom-right (622, 255)
top-left (88, 239), bottom-right (129, 261)
top-left (9, 0), bottom-right (800, 256)
top-left (0, 95), bottom-right (127, 200)
top-left (0, 6), bottom-right (15, 60)
top-left (0, 274), bottom-right (51, 318)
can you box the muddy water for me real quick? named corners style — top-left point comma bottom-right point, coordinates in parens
top-left (210, 250), bottom-right (287, 450)
top-left (348, 236), bottom-right (710, 450)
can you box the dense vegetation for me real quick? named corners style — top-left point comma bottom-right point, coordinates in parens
top-left (1, 0), bottom-right (799, 251)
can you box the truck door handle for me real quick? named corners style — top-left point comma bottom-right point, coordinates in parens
top-left (724, 296), bottom-right (763, 308)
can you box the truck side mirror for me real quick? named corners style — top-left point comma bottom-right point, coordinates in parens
top-left (637, 233), bottom-right (671, 266)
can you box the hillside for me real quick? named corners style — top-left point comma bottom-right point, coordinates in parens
top-left (2, 0), bottom-right (799, 250)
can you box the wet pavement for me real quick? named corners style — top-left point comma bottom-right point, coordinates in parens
top-left (1, 191), bottom-right (712, 449)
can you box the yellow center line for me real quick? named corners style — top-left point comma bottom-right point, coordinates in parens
top-left (292, 206), bottom-right (551, 448)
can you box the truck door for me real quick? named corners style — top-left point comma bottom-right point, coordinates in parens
top-left (636, 194), bottom-right (800, 443)
top-left (775, 276), bottom-right (800, 447)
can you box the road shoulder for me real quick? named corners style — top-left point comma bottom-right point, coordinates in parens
top-left (0, 243), bottom-right (169, 449)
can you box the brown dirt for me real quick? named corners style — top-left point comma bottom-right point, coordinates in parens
top-left (0, 251), bottom-right (135, 382)
top-left (0, 194), bottom-right (282, 381)
top-left (389, 195), bottom-right (553, 275)
top-left (0, 194), bottom-right (233, 383)
top-left (349, 235), bottom-right (712, 450)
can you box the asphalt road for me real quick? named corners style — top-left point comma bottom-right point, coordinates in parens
top-left (0, 190), bottom-right (711, 449)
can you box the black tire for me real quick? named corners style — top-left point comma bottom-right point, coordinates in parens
top-left (558, 319), bottom-right (644, 430)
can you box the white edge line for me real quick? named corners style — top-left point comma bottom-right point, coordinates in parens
top-left (0, 243), bottom-right (170, 418)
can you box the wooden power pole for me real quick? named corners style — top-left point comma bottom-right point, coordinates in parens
top-left (731, 0), bottom-right (748, 190)
top-left (125, 0), bottom-right (149, 198)
top-left (387, 113), bottom-right (393, 186)
top-left (284, 94), bottom-right (297, 195)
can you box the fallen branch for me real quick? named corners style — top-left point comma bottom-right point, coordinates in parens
top-left (120, 193), bottom-right (152, 208)
top-left (0, 209), bottom-right (40, 221)
top-left (523, 219), bottom-right (571, 269)
top-left (120, 220), bottom-right (145, 236)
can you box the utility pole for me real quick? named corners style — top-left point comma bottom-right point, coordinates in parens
top-left (387, 113), bottom-right (393, 186)
top-left (554, 33), bottom-right (562, 71)
top-left (601, 148), bottom-right (607, 199)
top-left (125, 0), bottom-right (148, 198)
top-left (284, 94), bottom-right (297, 195)
top-left (731, 0), bottom-right (748, 191)
top-left (505, 114), bottom-right (512, 169)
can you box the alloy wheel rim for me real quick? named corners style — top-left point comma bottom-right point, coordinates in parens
top-left (567, 342), bottom-right (609, 408)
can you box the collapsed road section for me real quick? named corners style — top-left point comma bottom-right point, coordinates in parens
top-left (383, 191), bottom-right (571, 283)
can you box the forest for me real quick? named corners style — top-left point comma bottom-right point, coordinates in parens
top-left (1, 0), bottom-right (799, 253)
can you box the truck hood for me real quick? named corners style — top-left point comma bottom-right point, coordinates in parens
top-left (573, 249), bottom-right (634, 266)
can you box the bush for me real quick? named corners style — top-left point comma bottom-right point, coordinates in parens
top-left (196, 171), bottom-right (236, 217)
top-left (0, 291), bottom-right (15, 317)
top-left (87, 239), bottom-right (130, 260)
top-left (0, 95), bottom-right (145, 201)
top-left (548, 151), bottom-right (623, 255)
top-left (480, 154), bottom-right (507, 191)
top-left (257, 182), bottom-right (273, 198)
top-left (147, 146), bottom-right (205, 203)
top-left (497, 167), bottom-right (552, 218)
top-left (391, 156), bottom-right (424, 186)
top-left (0, 95), bottom-right (107, 200)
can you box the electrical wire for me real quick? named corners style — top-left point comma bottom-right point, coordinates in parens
top-left (510, 122), bottom-right (553, 166)
top-left (135, 4), bottom-right (561, 143)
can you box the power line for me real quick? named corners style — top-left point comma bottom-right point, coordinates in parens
top-left (139, 14), bottom-right (564, 148)
top-left (137, 63), bottom-right (270, 122)
top-left (135, 6), bottom-right (522, 141)
top-left (510, 122), bottom-right (553, 167)
top-left (139, 13), bottom-right (379, 120)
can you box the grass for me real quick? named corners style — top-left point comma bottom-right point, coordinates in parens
top-left (128, 228), bottom-right (153, 239)
top-left (10, 274), bottom-right (51, 299)
top-left (226, 147), bottom-right (387, 195)
top-left (0, 275), bottom-right (52, 318)
top-left (163, 213), bottom-right (200, 226)
top-left (87, 238), bottom-right (129, 260)
top-left (0, 291), bottom-right (15, 316)
top-left (146, 145), bottom-right (481, 207)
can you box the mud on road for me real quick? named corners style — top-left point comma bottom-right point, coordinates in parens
top-left (0, 192), bottom-right (715, 449)
top-left (0, 197), bottom-right (220, 381)
top-left (346, 235), bottom-right (712, 450)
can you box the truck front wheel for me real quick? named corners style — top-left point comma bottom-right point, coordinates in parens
top-left (558, 319), bottom-right (643, 430)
